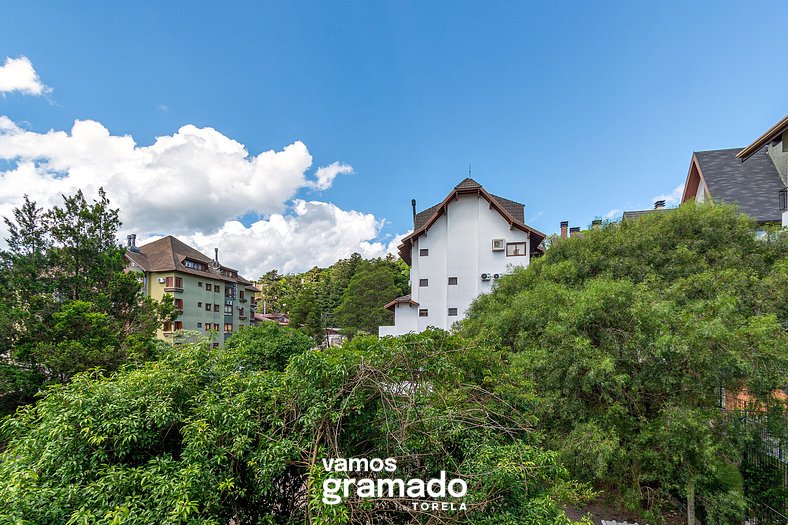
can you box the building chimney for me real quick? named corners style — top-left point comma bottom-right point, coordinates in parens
top-left (654, 200), bottom-right (666, 210)
top-left (591, 219), bottom-right (602, 229)
top-left (214, 248), bottom-right (219, 264)
top-left (126, 234), bottom-right (139, 252)
top-left (560, 221), bottom-right (569, 238)
top-left (570, 227), bottom-right (581, 237)
top-left (411, 199), bottom-right (417, 227)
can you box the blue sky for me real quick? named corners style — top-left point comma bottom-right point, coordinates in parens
top-left (1, 1), bottom-right (787, 275)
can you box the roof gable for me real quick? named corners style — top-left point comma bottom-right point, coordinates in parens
top-left (399, 179), bottom-right (544, 264)
top-left (690, 147), bottom-right (784, 223)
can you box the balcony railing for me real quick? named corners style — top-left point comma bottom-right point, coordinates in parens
top-left (780, 187), bottom-right (788, 212)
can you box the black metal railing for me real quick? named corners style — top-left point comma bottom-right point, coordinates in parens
top-left (780, 187), bottom-right (788, 212)
top-left (724, 404), bottom-right (788, 522)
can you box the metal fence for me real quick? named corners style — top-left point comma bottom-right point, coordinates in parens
top-left (725, 404), bottom-right (788, 524)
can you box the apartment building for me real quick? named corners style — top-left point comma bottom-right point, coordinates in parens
top-left (379, 178), bottom-right (545, 336)
top-left (124, 235), bottom-right (259, 346)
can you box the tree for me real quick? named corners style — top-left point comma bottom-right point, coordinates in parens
top-left (335, 259), bottom-right (401, 335)
top-left (0, 190), bottom-right (175, 415)
top-left (224, 322), bottom-right (312, 372)
top-left (0, 329), bottom-right (592, 524)
top-left (263, 254), bottom-right (409, 342)
top-left (461, 202), bottom-right (788, 523)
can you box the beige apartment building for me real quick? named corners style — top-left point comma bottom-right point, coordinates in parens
top-left (124, 235), bottom-right (259, 346)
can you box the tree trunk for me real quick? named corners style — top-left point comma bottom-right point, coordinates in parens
top-left (687, 480), bottom-right (696, 525)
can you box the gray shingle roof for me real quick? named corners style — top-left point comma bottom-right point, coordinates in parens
top-left (622, 209), bottom-right (668, 221)
top-left (695, 147), bottom-right (785, 223)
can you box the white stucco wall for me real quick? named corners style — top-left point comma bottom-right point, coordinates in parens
top-left (379, 194), bottom-right (530, 336)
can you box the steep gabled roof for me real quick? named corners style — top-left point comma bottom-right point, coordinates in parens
top-left (125, 235), bottom-right (250, 284)
top-left (684, 147), bottom-right (784, 223)
top-left (399, 178), bottom-right (545, 264)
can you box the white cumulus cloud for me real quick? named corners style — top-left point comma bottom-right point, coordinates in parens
top-left (652, 183), bottom-right (684, 207)
top-left (159, 200), bottom-right (396, 276)
top-left (310, 161), bottom-right (353, 191)
top-left (0, 56), bottom-right (50, 96)
top-left (0, 116), bottom-right (395, 277)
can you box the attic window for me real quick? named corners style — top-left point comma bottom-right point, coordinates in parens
top-left (419, 279), bottom-right (429, 287)
top-left (183, 259), bottom-right (206, 271)
top-left (419, 249), bottom-right (429, 256)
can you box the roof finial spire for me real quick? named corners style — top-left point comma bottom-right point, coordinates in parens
top-left (468, 163), bottom-right (471, 177)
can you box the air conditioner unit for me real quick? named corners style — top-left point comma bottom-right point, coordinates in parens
top-left (157, 277), bottom-right (166, 284)
top-left (493, 273), bottom-right (500, 280)
top-left (491, 238), bottom-right (505, 251)
top-left (481, 273), bottom-right (491, 281)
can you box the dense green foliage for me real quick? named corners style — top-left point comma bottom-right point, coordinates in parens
top-left (462, 203), bottom-right (788, 522)
top-left (258, 254), bottom-right (409, 342)
top-left (223, 321), bottom-right (313, 372)
top-left (0, 191), bottom-right (175, 415)
top-left (0, 326), bottom-right (591, 524)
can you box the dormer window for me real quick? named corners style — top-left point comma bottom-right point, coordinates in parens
top-left (183, 259), bottom-right (207, 271)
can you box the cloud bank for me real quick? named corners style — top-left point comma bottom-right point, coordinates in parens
top-left (0, 56), bottom-right (50, 96)
top-left (0, 116), bottom-right (400, 276)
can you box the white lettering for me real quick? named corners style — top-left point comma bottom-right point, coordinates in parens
top-left (357, 478), bottom-right (376, 497)
top-left (322, 479), bottom-right (342, 504)
top-left (377, 478), bottom-right (405, 498)
top-left (384, 458), bottom-right (397, 472)
top-left (447, 478), bottom-right (467, 498)
top-left (427, 470), bottom-right (446, 498)
top-left (406, 478), bottom-right (426, 498)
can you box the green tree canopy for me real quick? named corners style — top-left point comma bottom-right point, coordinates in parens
top-left (462, 203), bottom-right (788, 523)
top-left (262, 254), bottom-right (409, 343)
top-left (0, 190), bottom-right (175, 415)
top-left (0, 328), bottom-right (591, 524)
top-left (334, 259), bottom-right (402, 335)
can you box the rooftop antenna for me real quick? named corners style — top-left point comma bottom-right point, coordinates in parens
top-left (469, 163), bottom-right (472, 177)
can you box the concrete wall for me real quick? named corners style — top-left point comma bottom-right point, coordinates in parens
top-left (768, 134), bottom-right (788, 185)
top-left (380, 193), bottom-right (530, 336)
